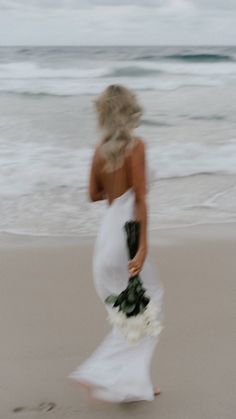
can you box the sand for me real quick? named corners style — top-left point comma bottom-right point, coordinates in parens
top-left (0, 224), bottom-right (235, 419)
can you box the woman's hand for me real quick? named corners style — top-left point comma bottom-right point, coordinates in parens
top-left (128, 246), bottom-right (147, 277)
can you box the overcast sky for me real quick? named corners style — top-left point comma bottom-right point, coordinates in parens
top-left (0, 0), bottom-right (235, 46)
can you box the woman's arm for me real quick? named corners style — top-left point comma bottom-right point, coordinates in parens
top-left (88, 146), bottom-right (106, 202)
top-left (128, 139), bottom-right (148, 277)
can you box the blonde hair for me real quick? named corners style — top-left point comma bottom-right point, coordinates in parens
top-left (94, 84), bottom-right (143, 171)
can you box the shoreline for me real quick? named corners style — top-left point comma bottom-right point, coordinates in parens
top-left (0, 220), bottom-right (235, 248)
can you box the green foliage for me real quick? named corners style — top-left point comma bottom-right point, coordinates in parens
top-left (105, 295), bottom-right (118, 304)
top-left (104, 220), bottom-right (151, 318)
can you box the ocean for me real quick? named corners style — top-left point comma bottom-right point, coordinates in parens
top-left (0, 45), bottom-right (236, 237)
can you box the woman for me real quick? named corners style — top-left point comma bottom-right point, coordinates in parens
top-left (68, 84), bottom-right (164, 403)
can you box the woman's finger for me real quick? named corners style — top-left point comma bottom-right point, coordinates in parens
top-left (128, 265), bottom-right (140, 276)
top-left (128, 262), bottom-right (137, 271)
top-left (129, 270), bottom-right (138, 277)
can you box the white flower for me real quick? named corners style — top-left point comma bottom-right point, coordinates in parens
top-left (124, 314), bottom-right (144, 330)
top-left (107, 308), bottom-right (127, 327)
top-left (107, 300), bottom-right (164, 345)
top-left (144, 300), bottom-right (161, 321)
top-left (146, 320), bottom-right (164, 337)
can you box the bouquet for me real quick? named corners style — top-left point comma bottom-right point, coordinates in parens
top-left (105, 220), bottom-right (163, 345)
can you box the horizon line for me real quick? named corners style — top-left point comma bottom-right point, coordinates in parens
top-left (0, 44), bottom-right (236, 47)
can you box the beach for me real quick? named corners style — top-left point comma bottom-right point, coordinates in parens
top-left (1, 224), bottom-right (235, 419)
top-left (0, 44), bottom-right (235, 418)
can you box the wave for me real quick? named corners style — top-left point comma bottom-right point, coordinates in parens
top-left (134, 52), bottom-right (235, 63)
top-left (0, 61), bottom-right (108, 79)
top-left (18, 48), bottom-right (32, 55)
top-left (2, 59), bottom-right (236, 80)
top-left (166, 53), bottom-right (234, 63)
top-left (0, 136), bottom-right (236, 237)
top-left (0, 82), bottom-right (222, 97)
top-left (1, 138), bottom-right (235, 196)
top-left (141, 119), bottom-right (172, 127)
top-left (0, 73), bottom-right (228, 96)
top-left (106, 66), bottom-right (162, 78)
top-left (0, 55), bottom-right (236, 96)
top-left (135, 55), bottom-right (157, 61)
top-left (0, 82), bottom-right (224, 96)
top-left (190, 114), bottom-right (226, 121)
top-left (146, 140), bottom-right (236, 180)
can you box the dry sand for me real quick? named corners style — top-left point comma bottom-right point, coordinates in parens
top-left (0, 224), bottom-right (235, 419)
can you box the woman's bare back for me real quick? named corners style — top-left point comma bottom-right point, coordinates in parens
top-left (89, 137), bottom-right (147, 205)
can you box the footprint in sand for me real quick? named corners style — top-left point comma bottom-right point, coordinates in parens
top-left (13, 402), bottom-right (56, 413)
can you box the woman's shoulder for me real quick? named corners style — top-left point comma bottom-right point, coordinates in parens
top-left (133, 136), bottom-right (146, 149)
top-left (92, 141), bottom-right (104, 160)
top-left (128, 136), bottom-right (146, 159)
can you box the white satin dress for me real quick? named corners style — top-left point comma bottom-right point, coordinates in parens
top-left (68, 162), bottom-right (164, 403)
